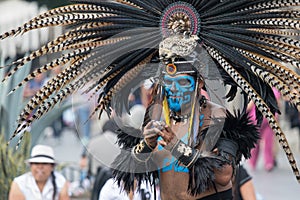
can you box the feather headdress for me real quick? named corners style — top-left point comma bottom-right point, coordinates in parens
top-left (1, 0), bottom-right (300, 183)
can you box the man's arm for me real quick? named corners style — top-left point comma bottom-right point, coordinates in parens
top-left (59, 181), bottom-right (70, 200)
top-left (214, 164), bottom-right (233, 186)
top-left (240, 180), bottom-right (257, 200)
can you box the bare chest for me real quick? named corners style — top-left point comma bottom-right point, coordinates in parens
top-left (158, 170), bottom-right (215, 200)
top-left (159, 170), bottom-right (191, 200)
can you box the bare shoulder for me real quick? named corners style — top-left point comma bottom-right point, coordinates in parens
top-left (9, 181), bottom-right (25, 200)
top-left (59, 181), bottom-right (70, 200)
top-left (206, 101), bottom-right (226, 118)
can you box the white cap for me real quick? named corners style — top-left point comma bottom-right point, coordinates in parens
top-left (26, 145), bottom-right (55, 164)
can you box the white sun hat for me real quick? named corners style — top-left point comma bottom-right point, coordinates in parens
top-left (26, 145), bottom-right (56, 164)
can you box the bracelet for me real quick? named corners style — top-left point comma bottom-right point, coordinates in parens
top-left (132, 140), bottom-right (153, 163)
top-left (134, 140), bottom-right (154, 154)
top-left (186, 149), bottom-right (201, 168)
top-left (144, 139), bottom-right (155, 151)
top-left (170, 140), bottom-right (200, 167)
top-left (164, 137), bottom-right (180, 152)
top-left (132, 148), bottom-right (151, 163)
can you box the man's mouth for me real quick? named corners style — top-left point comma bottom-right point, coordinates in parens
top-left (170, 95), bottom-right (191, 103)
top-left (170, 96), bottom-right (181, 99)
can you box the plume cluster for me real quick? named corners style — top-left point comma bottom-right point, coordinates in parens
top-left (1, 0), bottom-right (300, 182)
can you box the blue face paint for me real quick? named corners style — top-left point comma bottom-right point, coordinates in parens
top-left (164, 74), bottom-right (196, 112)
top-left (199, 114), bottom-right (204, 127)
top-left (158, 135), bottom-right (189, 173)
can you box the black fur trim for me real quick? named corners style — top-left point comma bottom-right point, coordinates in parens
top-left (187, 110), bottom-right (258, 195)
top-left (116, 126), bottom-right (143, 148)
top-left (221, 110), bottom-right (260, 162)
top-left (113, 126), bottom-right (159, 191)
top-left (112, 148), bottom-right (158, 192)
top-left (187, 155), bottom-right (226, 195)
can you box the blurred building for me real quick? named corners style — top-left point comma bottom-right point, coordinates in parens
top-left (0, 0), bottom-right (62, 62)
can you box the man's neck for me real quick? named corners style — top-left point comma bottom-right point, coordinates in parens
top-left (36, 180), bottom-right (47, 192)
top-left (170, 106), bottom-right (192, 124)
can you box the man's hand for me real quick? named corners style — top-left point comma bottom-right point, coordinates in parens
top-left (143, 120), bottom-right (165, 149)
top-left (158, 125), bottom-right (178, 150)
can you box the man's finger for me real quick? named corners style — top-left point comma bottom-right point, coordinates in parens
top-left (152, 121), bottom-right (165, 131)
top-left (145, 127), bottom-right (161, 135)
top-left (144, 120), bottom-right (155, 129)
top-left (158, 140), bottom-right (167, 147)
top-left (144, 132), bottom-right (159, 139)
top-left (159, 132), bottom-right (172, 143)
top-left (164, 125), bottom-right (172, 132)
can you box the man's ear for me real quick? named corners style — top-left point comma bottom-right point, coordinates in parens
top-left (198, 80), bottom-right (204, 89)
top-left (198, 80), bottom-right (210, 99)
top-left (197, 78), bottom-right (204, 94)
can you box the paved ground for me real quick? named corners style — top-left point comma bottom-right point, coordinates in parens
top-left (38, 116), bottom-right (300, 200)
top-left (244, 117), bottom-right (300, 200)
top-left (244, 146), bottom-right (300, 200)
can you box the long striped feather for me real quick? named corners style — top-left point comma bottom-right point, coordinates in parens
top-left (207, 46), bottom-right (300, 182)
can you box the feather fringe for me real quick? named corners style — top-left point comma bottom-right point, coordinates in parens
top-left (187, 155), bottom-right (225, 195)
top-left (187, 110), bottom-right (259, 195)
top-left (221, 110), bottom-right (260, 162)
top-left (112, 148), bottom-right (159, 192)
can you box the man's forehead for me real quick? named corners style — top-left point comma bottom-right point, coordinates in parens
top-left (162, 61), bottom-right (198, 76)
top-left (164, 74), bottom-right (194, 78)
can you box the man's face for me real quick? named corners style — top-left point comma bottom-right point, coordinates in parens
top-left (30, 163), bottom-right (54, 183)
top-left (163, 74), bottom-right (196, 112)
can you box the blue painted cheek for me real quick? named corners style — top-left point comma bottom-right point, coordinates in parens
top-left (182, 95), bottom-right (191, 104)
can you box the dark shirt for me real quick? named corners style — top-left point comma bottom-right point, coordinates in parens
top-left (234, 165), bottom-right (252, 200)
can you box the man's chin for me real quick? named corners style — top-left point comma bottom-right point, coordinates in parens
top-left (169, 105), bottom-right (181, 112)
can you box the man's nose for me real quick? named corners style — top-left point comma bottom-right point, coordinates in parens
top-left (171, 82), bottom-right (177, 91)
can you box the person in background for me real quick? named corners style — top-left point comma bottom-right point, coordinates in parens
top-left (99, 178), bottom-right (155, 200)
top-left (88, 118), bottom-right (120, 175)
top-left (87, 118), bottom-right (119, 200)
top-left (233, 165), bottom-right (257, 200)
top-left (128, 79), bottom-right (154, 110)
top-left (22, 73), bottom-right (47, 119)
top-left (23, 73), bottom-right (47, 100)
top-left (248, 88), bottom-right (281, 172)
top-left (48, 67), bottom-right (65, 139)
top-left (92, 79), bottom-right (154, 200)
top-left (9, 145), bottom-right (70, 200)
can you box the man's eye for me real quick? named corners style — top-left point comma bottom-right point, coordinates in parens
top-left (178, 79), bottom-right (190, 86)
top-left (164, 79), bottom-right (172, 85)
